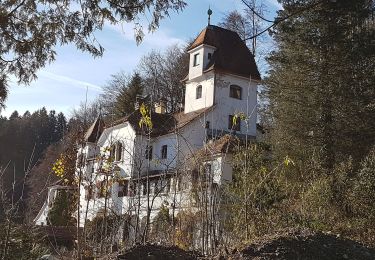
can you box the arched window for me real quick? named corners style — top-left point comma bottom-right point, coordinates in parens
top-left (196, 85), bottom-right (202, 99)
top-left (229, 85), bottom-right (242, 100)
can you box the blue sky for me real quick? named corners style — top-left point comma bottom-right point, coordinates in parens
top-left (1, 0), bottom-right (281, 118)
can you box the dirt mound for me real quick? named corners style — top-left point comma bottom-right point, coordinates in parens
top-left (117, 230), bottom-right (375, 260)
top-left (117, 244), bottom-right (201, 260)
top-left (231, 229), bottom-right (375, 260)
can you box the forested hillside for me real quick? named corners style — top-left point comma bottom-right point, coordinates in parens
top-left (0, 108), bottom-right (67, 219)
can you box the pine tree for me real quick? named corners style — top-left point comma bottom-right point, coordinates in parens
top-left (113, 73), bottom-right (144, 118)
top-left (265, 0), bottom-right (375, 172)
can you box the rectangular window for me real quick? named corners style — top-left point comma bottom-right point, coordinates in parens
top-left (116, 142), bottom-right (123, 161)
top-left (161, 145), bottom-right (168, 159)
top-left (145, 145), bottom-right (152, 160)
top-left (154, 179), bottom-right (163, 194)
top-left (196, 85), bottom-right (202, 99)
top-left (205, 121), bottom-right (210, 129)
top-left (85, 186), bottom-right (94, 200)
top-left (230, 85), bottom-right (242, 100)
top-left (98, 180), bottom-right (108, 198)
top-left (193, 53), bottom-right (200, 66)
top-left (118, 180), bottom-right (128, 197)
top-left (228, 115), bottom-right (241, 131)
top-left (208, 53), bottom-right (212, 60)
top-left (109, 145), bottom-right (116, 160)
top-left (165, 178), bottom-right (171, 193)
top-left (142, 182), bottom-right (147, 195)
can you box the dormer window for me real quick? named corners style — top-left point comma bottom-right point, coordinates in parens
top-left (193, 53), bottom-right (200, 66)
top-left (230, 85), bottom-right (242, 100)
top-left (196, 85), bottom-right (202, 99)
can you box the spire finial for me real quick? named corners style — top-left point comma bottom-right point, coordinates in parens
top-left (207, 6), bottom-right (212, 25)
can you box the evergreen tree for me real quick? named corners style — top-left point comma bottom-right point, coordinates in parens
top-left (47, 190), bottom-right (76, 226)
top-left (9, 110), bottom-right (19, 120)
top-left (0, 108), bottom-right (68, 221)
top-left (56, 112), bottom-right (67, 140)
top-left (113, 72), bottom-right (144, 118)
top-left (265, 0), bottom-right (375, 172)
top-left (22, 111), bottom-right (31, 118)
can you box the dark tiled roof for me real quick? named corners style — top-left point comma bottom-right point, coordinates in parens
top-left (108, 106), bottom-right (213, 137)
top-left (187, 25), bottom-right (261, 80)
top-left (84, 117), bottom-right (105, 143)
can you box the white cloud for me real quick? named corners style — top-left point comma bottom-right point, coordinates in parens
top-left (39, 70), bottom-right (103, 92)
top-left (143, 29), bottom-right (186, 48)
top-left (104, 21), bottom-right (185, 49)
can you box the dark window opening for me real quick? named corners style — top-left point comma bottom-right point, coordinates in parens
top-left (196, 85), bottom-right (202, 99)
top-left (165, 178), bottom-right (171, 193)
top-left (205, 121), bottom-right (210, 129)
top-left (208, 53), bottom-right (212, 60)
top-left (109, 145), bottom-right (116, 161)
top-left (85, 186), bottom-right (94, 200)
top-left (228, 115), bottom-right (241, 131)
top-left (116, 142), bottom-right (123, 161)
top-left (193, 53), bottom-right (200, 66)
top-left (161, 145), bottom-right (168, 159)
top-left (118, 180), bottom-right (128, 197)
top-left (145, 145), bottom-right (153, 160)
top-left (142, 182), bottom-right (147, 195)
top-left (98, 180), bottom-right (109, 198)
top-left (155, 179), bottom-right (163, 194)
top-left (230, 85), bottom-right (242, 100)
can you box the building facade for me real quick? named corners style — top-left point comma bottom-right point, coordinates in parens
top-left (34, 25), bottom-right (261, 247)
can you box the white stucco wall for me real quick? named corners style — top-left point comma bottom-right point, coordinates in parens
top-left (209, 73), bottom-right (257, 136)
top-left (188, 45), bottom-right (216, 80)
top-left (133, 133), bottom-right (180, 173)
top-left (98, 122), bottom-right (136, 177)
top-left (184, 72), bottom-right (215, 114)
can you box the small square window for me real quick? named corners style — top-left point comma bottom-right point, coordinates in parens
top-left (161, 145), bottom-right (168, 159)
top-left (228, 115), bottom-right (241, 131)
top-left (230, 85), bottom-right (242, 100)
top-left (193, 53), bottom-right (200, 66)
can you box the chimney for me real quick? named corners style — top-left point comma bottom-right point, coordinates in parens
top-left (155, 99), bottom-right (167, 114)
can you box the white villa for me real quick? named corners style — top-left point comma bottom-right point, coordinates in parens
top-left (34, 24), bottom-right (261, 243)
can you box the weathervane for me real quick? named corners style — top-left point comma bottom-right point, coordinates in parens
top-left (208, 6), bottom-right (212, 25)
